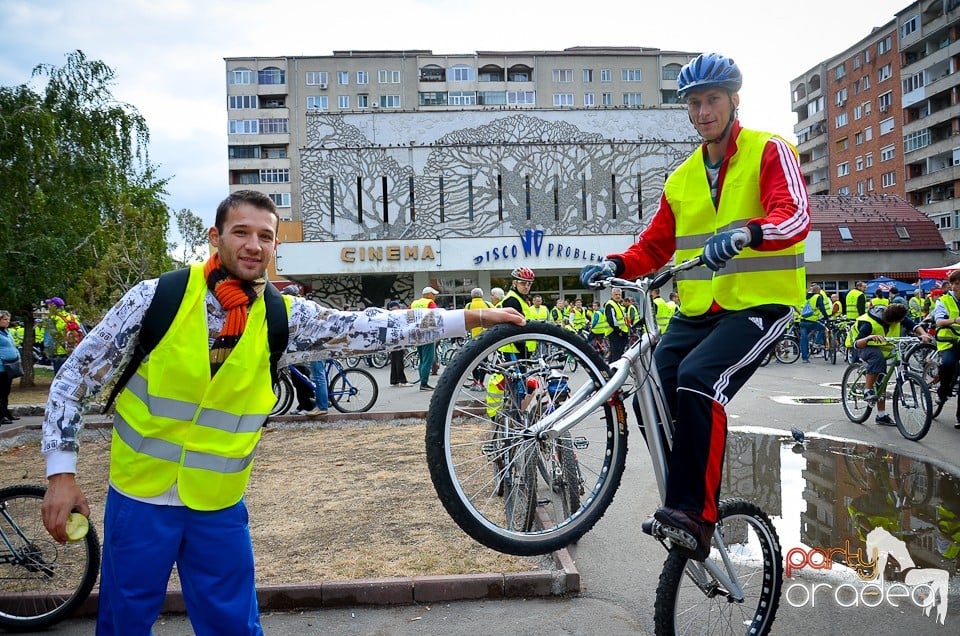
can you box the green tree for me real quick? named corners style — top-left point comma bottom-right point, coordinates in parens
top-left (0, 51), bottom-right (171, 385)
top-left (173, 207), bottom-right (209, 267)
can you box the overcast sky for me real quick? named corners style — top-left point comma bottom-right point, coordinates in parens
top-left (1, 0), bottom-right (911, 232)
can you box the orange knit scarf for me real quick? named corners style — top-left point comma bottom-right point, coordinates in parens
top-left (203, 253), bottom-right (265, 376)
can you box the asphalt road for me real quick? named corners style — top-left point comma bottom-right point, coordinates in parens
top-left (32, 356), bottom-right (960, 635)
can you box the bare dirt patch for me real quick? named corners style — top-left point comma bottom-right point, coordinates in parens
top-left (0, 419), bottom-right (542, 586)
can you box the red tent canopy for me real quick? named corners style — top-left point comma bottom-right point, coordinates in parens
top-left (918, 260), bottom-right (960, 279)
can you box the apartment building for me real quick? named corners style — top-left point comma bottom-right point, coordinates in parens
top-left (224, 47), bottom-right (699, 309)
top-left (790, 0), bottom-right (960, 250)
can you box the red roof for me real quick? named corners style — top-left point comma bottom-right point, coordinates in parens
top-left (809, 194), bottom-right (945, 252)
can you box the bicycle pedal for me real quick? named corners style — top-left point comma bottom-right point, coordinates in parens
top-left (572, 436), bottom-right (589, 450)
top-left (644, 519), bottom-right (698, 552)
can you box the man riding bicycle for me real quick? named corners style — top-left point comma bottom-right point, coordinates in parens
top-left (933, 270), bottom-right (960, 428)
top-left (581, 52), bottom-right (808, 561)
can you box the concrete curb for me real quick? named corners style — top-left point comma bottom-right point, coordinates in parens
top-left (3, 407), bottom-right (581, 617)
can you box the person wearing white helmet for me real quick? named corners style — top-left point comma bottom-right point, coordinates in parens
top-left (581, 52), bottom-right (809, 562)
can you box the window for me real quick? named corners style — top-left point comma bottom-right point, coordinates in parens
top-left (507, 69), bottom-right (530, 82)
top-left (229, 145), bottom-right (259, 159)
top-left (378, 70), bottom-right (400, 84)
top-left (866, 152), bottom-right (874, 167)
top-left (237, 171), bottom-right (258, 184)
top-left (269, 193), bottom-right (291, 208)
top-left (836, 137), bottom-right (849, 151)
top-left (258, 67), bottom-right (285, 85)
top-left (904, 72), bottom-right (923, 93)
top-left (601, 92), bottom-right (612, 106)
top-left (379, 95), bottom-right (401, 108)
top-left (420, 65), bottom-right (445, 82)
top-left (553, 69), bottom-right (573, 83)
top-left (881, 171), bottom-right (896, 187)
top-left (878, 91), bottom-right (893, 111)
top-left (878, 64), bottom-right (892, 82)
top-left (600, 69), bottom-right (612, 82)
top-left (337, 71), bottom-right (349, 85)
top-left (619, 92), bottom-right (642, 107)
top-left (448, 91), bottom-right (475, 106)
top-left (853, 78), bottom-right (860, 95)
top-left (895, 225), bottom-right (910, 239)
top-left (356, 71), bottom-right (369, 85)
top-left (904, 130), bottom-right (930, 152)
top-left (879, 118), bottom-right (895, 135)
top-left (662, 64), bottom-right (682, 80)
top-left (260, 169), bottom-right (290, 183)
top-left (357, 94), bottom-right (369, 108)
top-left (259, 118), bottom-right (288, 134)
top-left (867, 177), bottom-right (874, 191)
top-left (553, 93), bottom-right (574, 106)
top-left (305, 71), bottom-right (328, 86)
top-left (834, 63), bottom-right (846, 80)
top-left (835, 112), bottom-right (848, 128)
top-left (262, 146), bottom-right (286, 159)
top-left (621, 68), bottom-right (642, 82)
top-left (853, 55), bottom-right (861, 70)
top-left (584, 92), bottom-right (595, 107)
top-left (839, 226), bottom-right (853, 241)
top-left (228, 119), bottom-right (258, 134)
top-left (837, 162), bottom-right (850, 177)
top-left (878, 36), bottom-right (892, 55)
top-left (901, 14), bottom-right (919, 38)
top-left (880, 144), bottom-right (896, 161)
top-left (838, 186), bottom-right (851, 195)
top-left (865, 126), bottom-right (873, 141)
top-left (338, 95), bottom-right (349, 108)
top-left (862, 75), bottom-right (871, 90)
top-left (835, 88), bottom-right (848, 106)
top-left (854, 105), bottom-right (862, 120)
top-left (857, 181), bottom-right (864, 195)
top-left (478, 91), bottom-right (505, 105)
top-left (864, 49), bottom-right (871, 63)
top-left (419, 91), bottom-right (448, 106)
top-left (228, 68), bottom-right (254, 85)
top-left (261, 97), bottom-right (284, 108)
top-left (582, 69), bottom-right (593, 83)
top-left (507, 91), bottom-right (535, 105)
top-left (228, 95), bottom-right (258, 109)
top-left (450, 65), bottom-right (474, 82)
top-left (306, 96), bottom-right (328, 110)
top-left (855, 156), bottom-right (864, 170)
top-left (855, 131), bottom-right (863, 145)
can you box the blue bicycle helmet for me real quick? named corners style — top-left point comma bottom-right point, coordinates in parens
top-left (677, 53), bottom-right (742, 98)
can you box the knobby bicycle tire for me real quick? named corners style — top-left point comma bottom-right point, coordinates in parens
top-left (0, 485), bottom-right (100, 631)
top-left (654, 498), bottom-right (783, 636)
top-left (425, 322), bottom-right (626, 556)
top-left (270, 371), bottom-right (295, 417)
top-left (893, 370), bottom-right (932, 441)
top-left (328, 368), bottom-right (379, 413)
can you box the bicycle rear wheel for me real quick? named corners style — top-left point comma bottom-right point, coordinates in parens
top-left (893, 371), bottom-right (932, 441)
top-left (0, 485), bottom-right (100, 631)
top-left (654, 498), bottom-right (783, 636)
top-left (328, 368), bottom-right (379, 413)
top-left (841, 362), bottom-right (872, 423)
top-left (773, 336), bottom-right (799, 364)
top-left (270, 371), bottom-right (295, 417)
top-left (425, 322), bottom-right (625, 556)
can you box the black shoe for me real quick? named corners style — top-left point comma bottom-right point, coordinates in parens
top-left (0, 418), bottom-right (11, 425)
top-left (875, 414), bottom-right (896, 426)
top-left (420, 384), bottom-right (435, 391)
top-left (648, 507), bottom-right (714, 561)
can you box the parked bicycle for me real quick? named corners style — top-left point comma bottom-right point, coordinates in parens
top-left (425, 257), bottom-right (783, 635)
top-left (759, 331), bottom-right (800, 366)
top-left (0, 484), bottom-right (100, 631)
top-left (840, 336), bottom-right (933, 441)
top-left (342, 352), bottom-right (389, 369)
top-left (271, 358), bottom-right (379, 416)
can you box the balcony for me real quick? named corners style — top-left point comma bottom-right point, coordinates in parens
top-left (905, 162), bottom-right (960, 192)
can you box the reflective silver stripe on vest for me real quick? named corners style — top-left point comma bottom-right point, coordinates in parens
top-left (113, 414), bottom-right (258, 474)
top-left (126, 374), bottom-right (200, 421)
top-left (183, 448), bottom-right (256, 474)
top-left (196, 409), bottom-right (266, 434)
top-left (676, 254), bottom-right (805, 280)
top-left (113, 414), bottom-right (184, 463)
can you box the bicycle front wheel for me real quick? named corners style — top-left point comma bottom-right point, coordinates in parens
top-left (328, 368), bottom-right (379, 413)
top-left (774, 336), bottom-right (800, 364)
top-left (893, 371), bottom-right (932, 441)
top-left (0, 485), bottom-right (100, 631)
top-left (654, 498), bottom-right (783, 636)
top-left (425, 322), bottom-right (625, 556)
top-left (841, 362), bottom-right (872, 423)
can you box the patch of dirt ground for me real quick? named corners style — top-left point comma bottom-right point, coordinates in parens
top-left (1, 383), bottom-right (543, 585)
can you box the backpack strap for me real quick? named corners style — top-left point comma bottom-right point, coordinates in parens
top-left (102, 269), bottom-right (290, 414)
top-left (102, 268), bottom-right (190, 414)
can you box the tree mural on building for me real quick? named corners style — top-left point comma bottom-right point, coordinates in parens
top-left (300, 112), bottom-right (695, 242)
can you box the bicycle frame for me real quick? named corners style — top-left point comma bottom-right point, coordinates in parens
top-left (528, 256), bottom-right (747, 602)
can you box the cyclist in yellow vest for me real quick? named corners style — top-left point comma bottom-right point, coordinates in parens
top-left (850, 303), bottom-right (929, 426)
top-left (603, 288), bottom-right (631, 360)
top-left (411, 286), bottom-right (440, 390)
top-left (580, 53), bottom-right (808, 562)
top-left (651, 288), bottom-right (673, 333)
top-left (39, 190), bottom-right (525, 634)
top-left (466, 287), bottom-right (493, 390)
top-left (845, 280), bottom-right (867, 319)
top-left (529, 294), bottom-right (549, 321)
top-left (933, 270), bottom-right (960, 426)
top-left (497, 267), bottom-right (537, 356)
top-left (869, 289), bottom-right (890, 309)
top-left (569, 298), bottom-right (588, 334)
top-left (908, 289), bottom-right (925, 321)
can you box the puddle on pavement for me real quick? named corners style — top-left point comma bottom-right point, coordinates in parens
top-left (724, 429), bottom-right (960, 593)
top-left (770, 396), bottom-right (840, 405)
